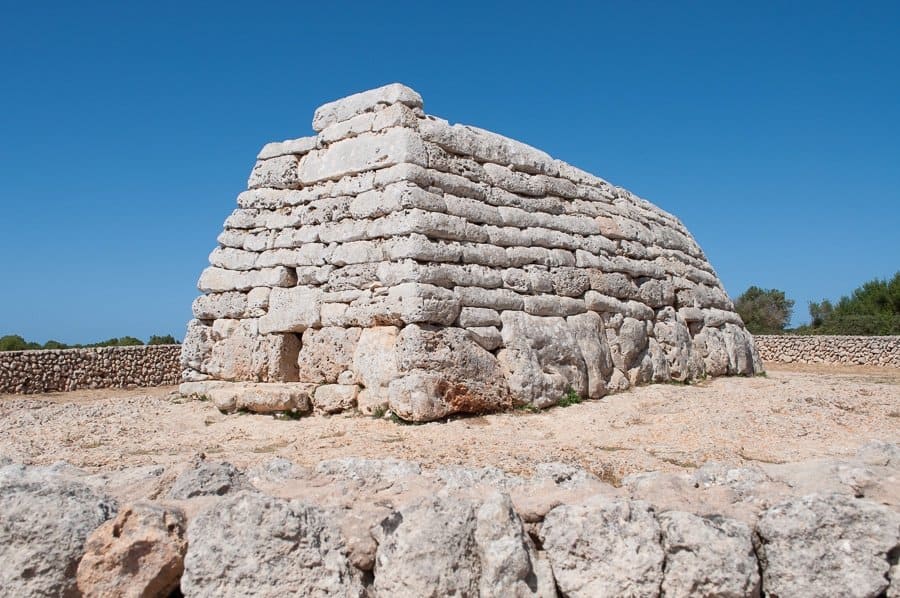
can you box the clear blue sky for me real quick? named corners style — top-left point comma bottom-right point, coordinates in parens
top-left (1, 1), bottom-right (898, 343)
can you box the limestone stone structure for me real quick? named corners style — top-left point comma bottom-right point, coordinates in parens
top-left (180, 83), bottom-right (761, 421)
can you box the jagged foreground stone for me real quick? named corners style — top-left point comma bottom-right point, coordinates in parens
top-left (180, 83), bottom-right (761, 420)
top-left (0, 463), bottom-right (117, 597)
top-left (76, 501), bottom-right (187, 598)
top-left (2, 442), bottom-right (900, 596)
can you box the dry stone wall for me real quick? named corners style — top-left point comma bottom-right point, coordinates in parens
top-left (755, 335), bottom-right (900, 367)
top-left (181, 83), bottom-right (762, 421)
top-left (0, 345), bottom-right (181, 394)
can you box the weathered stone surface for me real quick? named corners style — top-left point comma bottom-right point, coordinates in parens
top-left (498, 311), bottom-right (588, 408)
top-left (540, 495), bottom-right (664, 598)
top-left (313, 384), bottom-right (359, 413)
top-left (373, 492), bottom-right (552, 597)
top-left (467, 325), bottom-right (503, 351)
top-left (182, 491), bottom-right (365, 596)
top-left (312, 83), bottom-right (423, 132)
top-left (297, 327), bottom-right (361, 383)
top-left (197, 266), bottom-right (296, 293)
top-left (389, 324), bottom-right (512, 420)
top-left (207, 325), bottom-right (300, 383)
top-left (617, 316), bottom-right (649, 369)
top-left (258, 135), bottom-right (317, 160)
top-left (203, 381), bottom-right (316, 413)
top-left (192, 291), bottom-right (248, 319)
top-left (755, 493), bottom-right (900, 598)
top-left (458, 306), bottom-right (502, 327)
top-left (76, 501), bottom-right (187, 598)
top-left (259, 287), bottom-right (322, 334)
top-left (659, 511), bottom-right (760, 598)
top-left (181, 319), bottom-right (213, 372)
top-left (4, 451), bottom-right (900, 596)
top-left (299, 128), bottom-right (427, 184)
top-left (352, 325), bottom-right (399, 392)
top-left (168, 456), bottom-right (250, 499)
top-left (567, 311), bottom-right (613, 399)
top-left (248, 154), bottom-right (301, 189)
top-left (386, 282), bottom-right (461, 325)
top-left (0, 464), bottom-right (117, 597)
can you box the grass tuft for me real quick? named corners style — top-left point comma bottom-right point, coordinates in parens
top-left (557, 387), bottom-right (583, 408)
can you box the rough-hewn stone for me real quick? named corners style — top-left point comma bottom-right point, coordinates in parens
top-left (76, 501), bottom-right (187, 598)
top-left (4, 448), bottom-right (900, 597)
top-left (0, 464), bottom-right (117, 597)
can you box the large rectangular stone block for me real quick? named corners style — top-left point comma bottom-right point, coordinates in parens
top-left (258, 287), bottom-right (322, 334)
top-left (298, 128), bottom-right (427, 184)
top-left (312, 83), bottom-right (423, 132)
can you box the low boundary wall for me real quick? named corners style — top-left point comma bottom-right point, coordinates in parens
top-left (0, 345), bottom-right (182, 394)
top-left (754, 335), bottom-right (900, 367)
top-left (2, 337), bottom-right (898, 394)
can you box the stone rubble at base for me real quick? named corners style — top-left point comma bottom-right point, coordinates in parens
top-left (180, 83), bottom-right (762, 421)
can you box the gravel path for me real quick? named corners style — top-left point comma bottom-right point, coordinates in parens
top-left (2, 363), bottom-right (898, 484)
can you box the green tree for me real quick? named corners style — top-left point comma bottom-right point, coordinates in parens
top-left (86, 336), bottom-right (145, 348)
top-left (735, 286), bottom-right (794, 334)
top-left (148, 334), bottom-right (178, 345)
top-left (0, 335), bottom-right (41, 351)
top-left (807, 272), bottom-right (900, 335)
top-left (42, 340), bottom-right (70, 350)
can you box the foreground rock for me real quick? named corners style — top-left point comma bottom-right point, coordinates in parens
top-left (540, 496), bottom-right (663, 597)
top-left (0, 463), bottom-right (117, 597)
top-left (76, 501), bottom-right (187, 598)
top-left (659, 511), bottom-right (759, 598)
top-left (1, 442), bottom-right (899, 596)
top-left (373, 492), bottom-right (554, 597)
top-left (168, 455), bottom-right (250, 499)
top-left (755, 493), bottom-right (900, 598)
top-left (181, 491), bottom-right (365, 597)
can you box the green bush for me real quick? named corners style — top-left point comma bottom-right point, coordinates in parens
top-left (86, 336), bottom-right (144, 347)
top-left (42, 340), bottom-right (69, 350)
top-left (0, 335), bottom-right (41, 351)
top-left (0, 334), bottom-right (179, 351)
top-left (557, 387), bottom-right (583, 407)
top-left (804, 272), bottom-right (900, 335)
top-left (735, 286), bottom-right (794, 334)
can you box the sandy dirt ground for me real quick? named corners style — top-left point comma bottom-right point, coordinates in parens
top-left (1, 363), bottom-right (898, 484)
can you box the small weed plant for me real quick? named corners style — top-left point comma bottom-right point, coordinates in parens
top-left (557, 387), bottom-right (583, 408)
top-left (273, 409), bottom-right (304, 420)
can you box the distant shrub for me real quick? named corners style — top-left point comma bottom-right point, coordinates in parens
top-left (0, 334), bottom-right (179, 351)
top-left (735, 286), bottom-right (794, 335)
top-left (0, 335), bottom-right (41, 351)
top-left (42, 340), bottom-right (69, 350)
top-left (85, 336), bottom-right (144, 347)
top-left (801, 272), bottom-right (900, 335)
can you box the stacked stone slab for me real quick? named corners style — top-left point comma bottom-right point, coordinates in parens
top-left (180, 83), bottom-right (761, 421)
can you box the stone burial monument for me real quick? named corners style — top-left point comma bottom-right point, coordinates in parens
top-left (180, 83), bottom-right (761, 421)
